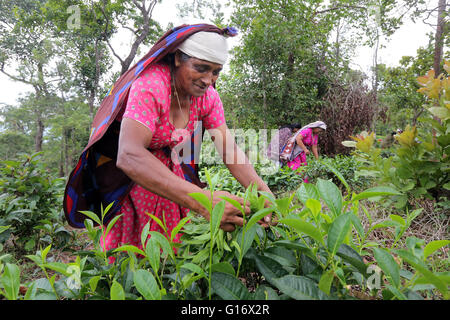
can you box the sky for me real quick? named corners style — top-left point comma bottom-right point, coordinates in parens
top-left (0, 1), bottom-right (440, 107)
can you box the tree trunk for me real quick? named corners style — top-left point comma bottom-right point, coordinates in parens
top-left (433, 0), bottom-right (446, 77)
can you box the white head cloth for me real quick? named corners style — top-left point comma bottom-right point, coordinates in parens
top-left (177, 31), bottom-right (229, 65)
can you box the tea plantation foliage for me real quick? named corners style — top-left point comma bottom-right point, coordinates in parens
top-left (1, 63), bottom-right (449, 300)
top-left (0, 155), bottom-right (448, 300)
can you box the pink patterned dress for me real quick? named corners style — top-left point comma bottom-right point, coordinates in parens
top-left (101, 62), bottom-right (226, 255)
top-left (287, 128), bottom-right (318, 183)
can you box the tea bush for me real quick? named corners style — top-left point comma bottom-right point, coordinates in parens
top-left (0, 152), bottom-right (69, 255)
top-left (1, 167), bottom-right (448, 300)
top-left (342, 62), bottom-right (450, 210)
top-left (302, 155), bottom-right (372, 191)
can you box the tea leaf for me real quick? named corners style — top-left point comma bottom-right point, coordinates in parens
top-left (170, 216), bottom-right (191, 243)
top-left (252, 254), bottom-right (289, 286)
top-left (394, 249), bottom-right (448, 298)
top-left (211, 262), bottom-right (236, 275)
top-left (279, 217), bottom-right (323, 245)
top-left (373, 248), bottom-right (400, 288)
top-left (113, 245), bottom-right (146, 257)
top-left (327, 213), bottom-right (351, 255)
top-left (246, 207), bottom-right (273, 230)
top-left (424, 240), bottom-right (450, 260)
top-left (211, 200), bottom-right (226, 238)
top-left (236, 223), bottom-right (258, 258)
top-left (79, 210), bottom-right (102, 226)
top-left (296, 183), bottom-right (320, 205)
top-left (133, 269), bottom-right (161, 300)
top-left (188, 192), bottom-right (212, 213)
top-left (254, 285), bottom-right (280, 300)
top-left (318, 269), bottom-right (334, 296)
top-left (149, 231), bottom-right (174, 260)
top-left (104, 214), bottom-right (123, 238)
top-left (352, 186), bottom-right (402, 202)
top-left (317, 179), bottom-right (343, 217)
top-left (211, 272), bottom-right (252, 300)
top-left (0, 263), bottom-right (20, 300)
top-left (89, 276), bottom-right (101, 292)
top-left (145, 237), bottom-right (160, 274)
top-left (218, 195), bottom-right (243, 213)
top-left (272, 275), bottom-right (330, 300)
top-left (110, 280), bottom-right (125, 300)
top-left (336, 244), bottom-right (367, 276)
top-left (305, 198), bottom-right (321, 218)
top-left (181, 263), bottom-right (205, 276)
top-left (145, 212), bottom-right (167, 233)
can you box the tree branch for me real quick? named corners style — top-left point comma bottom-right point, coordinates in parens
top-left (314, 5), bottom-right (366, 15)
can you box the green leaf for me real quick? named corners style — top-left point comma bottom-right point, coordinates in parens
top-left (316, 178), bottom-right (343, 217)
top-left (79, 210), bottom-right (102, 225)
top-left (145, 212), bottom-right (167, 233)
top-left (336, 244), bottom-right (367, 276)
top-left (373, 248), bottom-right (400, 288)
top-left (104, 214), bottom-right (123, 238)
top-left (389, 214), bottom-right (406, 226)
top-left (394, 249), bottom-right (448, 298)
top-left (423, 240), bottom-right (450, 260)
top-left (145, 237), bottom-right (160, 274)
top-left (272, 275), bottom-right (330, 300)
top-left (0, 263), bottom-right (20, 300)
top-left (246, 207), bottom-right (274, 231)
top-left (89, 276), bottom-right (101, 292)
top-left (279, 217), bottom-right (323, 244)
top-left (188, 192), bottom-right (212, 213)
top-left (318, 269), bottom-right (334, 296)
top-left (218, 195), bottom-right (243, 213)
top-left (41, 244), bottom-right (52, 263)
top-left (252, 254), bottom-right (289, 286)
top-left (352, 186), bottom-right (402, 202)
top-left (236, 224), bottom-right (258, 258)
top-left (211, 272), bottom-right (251, 300)
top-left (305, 198), bottom-right (321, 218)
top-left (254, 285), bottom-right (279, 300)
top-left (211, 200), bottom-right (226, 238)
top-left (110, 280), bottom-right (125, 300)
top-left (113, 245), bottom-right (146, 257)
top-left (327, 213), bottom-right (351, 255)
top-left (133, 269), bottom-right (161, 300)
top-left (320, 160), bottom-right (351, 194)
top-left (170, 216), bottom-right (190, 243)
top-left (349, 214), bottom-right (365, 239)
top-left (181, 263), bottom-right (205, 276)
top-left (149, 231), bottom-right (174, 260)
top-left (296, 183), bottom-right (320, 205)
top-left (211, 262), bottom-right (235, 275)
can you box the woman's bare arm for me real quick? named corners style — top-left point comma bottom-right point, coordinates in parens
top-left (116, 118), bottom-right (250, 231)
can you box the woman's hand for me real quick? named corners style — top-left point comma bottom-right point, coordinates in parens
top-left (205, 190), bottom-right (251, 232)
top-left (304, 148), bottom-right (310, 155)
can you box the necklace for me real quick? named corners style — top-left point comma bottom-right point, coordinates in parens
top-left (171, 69), bottom-right (189, 129)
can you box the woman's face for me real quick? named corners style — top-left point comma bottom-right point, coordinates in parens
top-left (174, 52), bottom-right (223, 97)
top-left (313, 127), bottom-right (324, 135)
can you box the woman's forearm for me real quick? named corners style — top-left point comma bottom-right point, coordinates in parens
top-left (117, 147), bottom-right (209, 218)
top-left (312, 145), bottom-right (319, 159)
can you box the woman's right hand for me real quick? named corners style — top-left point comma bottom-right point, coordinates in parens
top-left (304, 149), bottom-right (310, 155)
top-left (208, 190), bottom-right (251, 232)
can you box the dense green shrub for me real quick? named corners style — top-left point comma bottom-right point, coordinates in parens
top-left (303, 155), bottom-right (372, 191)
top-left (0, 152), bottom-right (68, 254)
top-left (1, 168), bottom-right (447, 301)
top-left (342, 63), bottom-right (450, 209)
